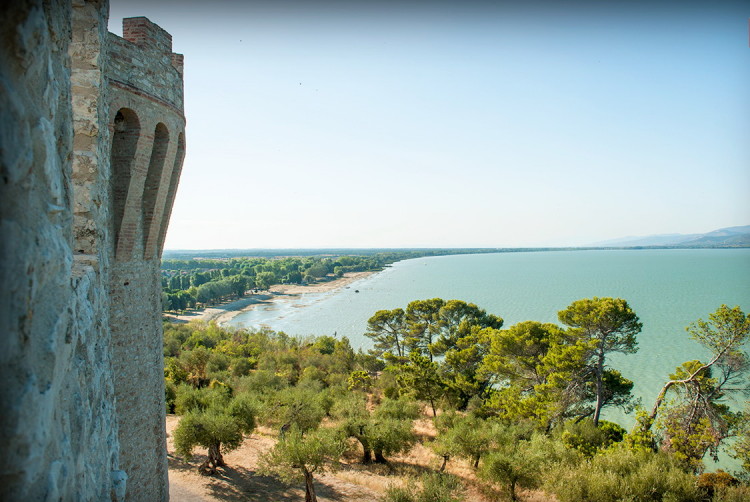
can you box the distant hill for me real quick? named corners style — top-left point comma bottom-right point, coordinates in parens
top-left (591, 225), bottom-right (750, 248)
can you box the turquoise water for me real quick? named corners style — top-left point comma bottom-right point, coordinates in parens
top-left (229, 249), bottom-right (750, 429)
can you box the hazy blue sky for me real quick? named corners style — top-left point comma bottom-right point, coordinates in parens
top-left (110, 0), bottom-right (749, 249)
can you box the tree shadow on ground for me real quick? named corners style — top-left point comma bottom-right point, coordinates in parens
top-left (168, 452), bottom-right (202, 474)
top-left (172, 455), bottom-right (357, 502)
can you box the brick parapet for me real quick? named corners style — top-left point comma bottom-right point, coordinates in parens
top-left (106, 23), bottom-right (184, 111)
top-left (123, 16), bottom-right (172, 53)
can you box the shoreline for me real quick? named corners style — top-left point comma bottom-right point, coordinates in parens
top-left (164, 270), bottom-right (375, 326)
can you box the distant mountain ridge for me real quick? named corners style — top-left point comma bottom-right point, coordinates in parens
top-left (591, 225), bottom-right (750, 248)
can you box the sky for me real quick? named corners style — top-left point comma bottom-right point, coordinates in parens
top-left (109, 0), bottom-right (750, 249)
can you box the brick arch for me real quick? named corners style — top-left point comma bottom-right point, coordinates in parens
top-left (110, 107), bottom-right (140, 254)
top-left (142, 122), bottom-right (169, 256)
top-left (157, 131), bottom-right (185, 255)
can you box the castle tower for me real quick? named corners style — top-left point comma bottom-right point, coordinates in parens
top-left (104, 16), bottom-right (186, 502)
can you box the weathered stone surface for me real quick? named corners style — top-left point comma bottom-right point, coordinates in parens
top-left (1, 1), bottom-right (185, 500)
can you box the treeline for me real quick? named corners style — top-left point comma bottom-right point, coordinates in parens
top-left (163, 299), bottom-right (750, 502)
top-left (160, 251), bottom-right (424, 312)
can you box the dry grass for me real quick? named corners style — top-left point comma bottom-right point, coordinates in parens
top-left (167, 414), bottom-right (558, 502)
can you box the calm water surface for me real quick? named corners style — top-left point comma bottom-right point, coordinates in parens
top-left (229, 249), bottom-right (750, 428)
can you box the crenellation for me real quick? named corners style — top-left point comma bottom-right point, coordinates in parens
top-left (107, 30), bottom-right (184, 111)
top-left (122, 17), bottom-right (172, 54)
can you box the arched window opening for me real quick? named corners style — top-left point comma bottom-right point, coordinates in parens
top-left (142, 123), bottom-right (169, 257)
top-left (157, 132), bottom-right (185, 255)
top-left (110, 108), bottom-right (140, 255)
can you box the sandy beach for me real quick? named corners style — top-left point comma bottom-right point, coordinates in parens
top-left (164, 271), bottom-right (375, 326)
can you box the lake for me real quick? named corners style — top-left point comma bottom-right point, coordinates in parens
top-left (228, 248), bottom-right (750, 430)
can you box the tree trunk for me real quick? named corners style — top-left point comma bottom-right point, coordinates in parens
top-left (429, 396), bottom-right (437, 417)
top-left (356, 433), bottom-right (372, 464)
top-left (439, 454), bottom-right (449, 473)
top-left (472, 455), bottom-right (480, 470)
top-left (593, 349), bottom-right (605, 426)
top-left (374, 449), bottom-right (387, 464)
top-left (199, 442), bottom-right (226, 475)
top-left (304, 470), bottom-right (317, 502)
top-left (362, 448), bottom-right (372, 464)
top-left (510, 479), bottom-right (518, 502)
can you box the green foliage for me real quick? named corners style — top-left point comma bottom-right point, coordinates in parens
top-left (174, 410), bottom-right (244, 460)
top-left (173, 392), bottom-right (258, 476)
top-left (366, 308), bottom-right (407, 359)
top-left (430, 299), bottom-right (503, 357)
top-left (347, 370), bottom-right (372, 391)
top-left (382, 485), bottom-right (416, 502)
top-left (402, 298), bottom-right (502, 362)
top-left (440, 326), bottom-right (495, 408)
top-left (546, 448), bottom-right (702, 502)
top-left (368, 418), bottom-right (417, 463)
top-left (260, 425), bottom-right (345, 481)
top-left (624, 408), bottom-right (657, 452)
top-left (479, 429), bottom-right (571, 502)
top-left (711, 485), bottom-right (750, 502)
top-left (226, 393), bottom-right (259, 434)
top-left (262, 386), bottom-right (326, 433)
top-left (479, 321), bottom-right (593, 428)
top-left (558, 297), bottom-right (642, 425)
top-left (418, 472), bottom-right (463, 502)
top-left (336, 395), bottom-right (418, 464)
top-left (259, 425), bottom-right (346, 501)
top-left (396, 351), bottom-right (446, 417)
top-left (165, 379), bottom-right (177, 413)
top-left (375, 397), bottom-right (421, 421)
top-left (382, 473), bottom-right (463, 502)
top-left (174, 384), bottom-right (231, 415)
top-left (640, 306), bottom-right (750, 471)
top-left (235, 370), bottom-right (287, 396)
top-left (160, 300), bottom-right (750, 498)
top-left (162, 252), bottom-right (436, 312)
top-left (560, 419), bottom-right (626, 457)
top-left (730, 407), bottom-right (750, 480)
top-left (432, 415), bottom-right (499, 469)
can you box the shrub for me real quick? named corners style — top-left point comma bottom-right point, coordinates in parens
top-left (546, 447), bottom-right (702, 502)
top-left (712, 485), bottom-right (750, 502)
top-left (381, 473), bottom-right (463, 502)
top-left (382, 485), bottom-right (416, 502)
top-left (418, 472), bottom-right (463, 502)
top-left (560, 419), bottom-right (626, 457)
top-left (234, 370), bottom-right (287, 396)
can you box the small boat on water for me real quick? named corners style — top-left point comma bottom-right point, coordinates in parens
top-left (354, 289), bottom-right (359, 293)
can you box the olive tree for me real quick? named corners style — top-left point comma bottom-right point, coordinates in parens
top-left (260, 425), bottom-right (346, 502)
top-left (173, 393), bottom-right (257, 474)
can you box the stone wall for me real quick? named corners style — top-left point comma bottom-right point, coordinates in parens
top-left (0, 2), bottom-right (185, 501)
top-left (0, 0), bottom-right (121, 500)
